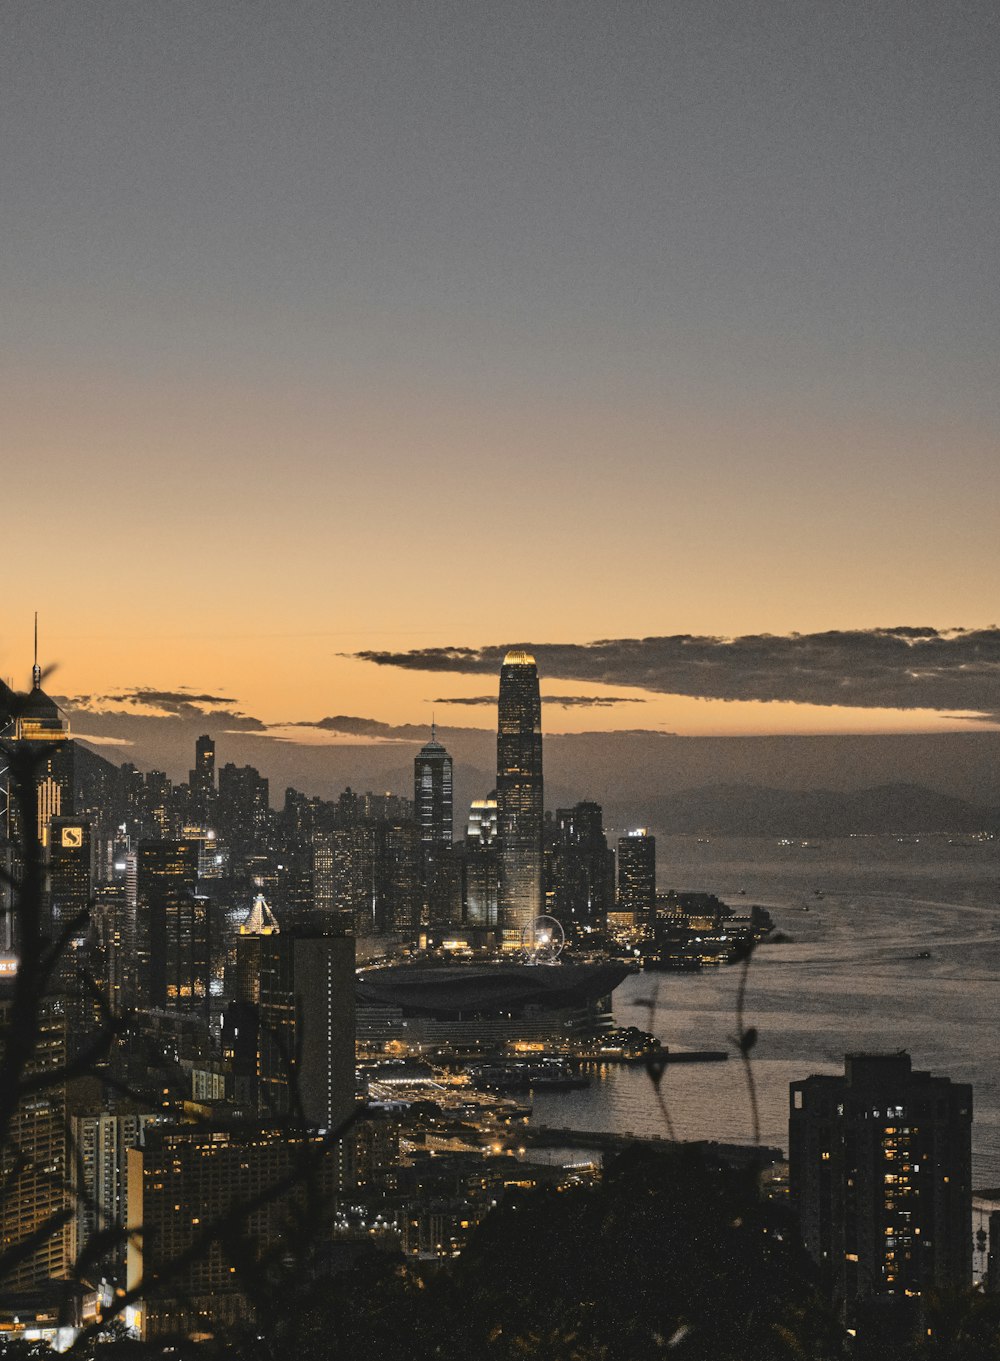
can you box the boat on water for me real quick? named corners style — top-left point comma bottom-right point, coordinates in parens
top-left (470, 1059), bottom-right (590, 1093)
top-left (662, 1049), bottom-right (728, 1064)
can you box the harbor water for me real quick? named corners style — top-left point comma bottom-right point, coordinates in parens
top-left (529, 834), bottom-right (1000, 1184)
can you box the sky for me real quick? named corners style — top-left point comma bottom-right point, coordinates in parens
top-left (3, 1), bottom-right (999, 766)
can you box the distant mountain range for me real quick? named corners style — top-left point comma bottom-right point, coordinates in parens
top-left (625, 782), bottom-right (998, 838)
top-left (72, 719), bottom-right (1000, 840)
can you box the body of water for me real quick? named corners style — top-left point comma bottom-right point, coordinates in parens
top-left (530, 834), bottom-right (1000, 1183)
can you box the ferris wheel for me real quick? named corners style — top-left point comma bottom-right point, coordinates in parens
top-left (520, 915), bottom-right (565, 964)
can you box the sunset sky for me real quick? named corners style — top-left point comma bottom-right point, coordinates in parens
top-left (3, 2), bottom-right (998, 758)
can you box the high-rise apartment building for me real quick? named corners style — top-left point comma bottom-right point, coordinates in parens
top-left (789, 1053), bottom-right (973, 1335)
top-left (217, 763), bottom-right (269, 862)
top-left (496, 650), bottom-right (543, 943)
top-left (127, 1122), bottom-right (346, 1341)
top-left (73, 1110), bottom-right (157, 1287)
top-left (0, 998), bottom-right (75, 1292)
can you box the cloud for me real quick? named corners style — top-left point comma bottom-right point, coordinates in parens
top-left (67, 732), bottom-right (136, 747)
top-left (436, 694), bottom-right (646, 708)
top-left (62, 689), bottom-right (268, 730)
top-left (354, 627), bottom-right (1000, 719)
top-left (281, 715), bottom-right (491, 740)
top-left (280, 715), bottom-right (414, 741)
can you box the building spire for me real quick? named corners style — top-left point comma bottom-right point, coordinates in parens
top-left (431, 710), bottom-right (436, 743)
top-left (32, 612), bottom-right (41, 691)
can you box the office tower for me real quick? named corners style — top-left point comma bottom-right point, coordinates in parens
top-left (496, 650), bottom-right (543, 943)
top-left (414, 725), bottom-right (453, 851)
top-left (0, 998), bottom-right (75, 1291)
top-left (0, 683), bottom-right (14, 948)
top-left (92, 882), bottom-right (128, 1015)
top-left (136, 840), bottom-right (208, 1012)
top-left (47, 816), bottom-right (99, 1044)
top-left (229, 892), bottom-right (279, 1006)
top-left (414, 726), bottom-right (454, 925)
top-left (189, 735), bottom-right (216, 824)
top-left (48, 816), bottom-right (92, 931)
top-left (467, 794), bottom-right (498, 845)
top-left (457, 838), bottom-right (500, 928)
top-left (235, 931), bottom-right (355, 1129)
top-left (789, 1053), bottom-right (973, 1334)
top-left (551, 802), bottom-right (615, 932)
top-left (617, 830), bottom-right (656, 928)
top-left (6, 661), bottom-right (74, 853)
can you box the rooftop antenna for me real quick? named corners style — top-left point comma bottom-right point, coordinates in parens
top-left (431, 709), bottom-right (436, 743)
top-left (32, 612), bottom-right (41, 691)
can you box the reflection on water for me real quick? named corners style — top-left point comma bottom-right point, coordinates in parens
top-left (530, 835), bottom-right (1000, 1182)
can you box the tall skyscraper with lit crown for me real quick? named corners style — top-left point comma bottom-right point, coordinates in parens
top-left (496, 649), bottom-right (543, 942)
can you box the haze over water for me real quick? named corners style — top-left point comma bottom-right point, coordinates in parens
top-left (531, 835), bottom-right (1000, 1184)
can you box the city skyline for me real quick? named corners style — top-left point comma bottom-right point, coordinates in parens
top-left (3, 2), bottom-right (998, 750)
top-left (3, 3), bottom-right (999, 1350)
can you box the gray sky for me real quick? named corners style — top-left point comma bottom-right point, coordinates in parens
top-left (3, 1), bottom-right (998, 740)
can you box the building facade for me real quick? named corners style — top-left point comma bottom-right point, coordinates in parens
top-left (136, 840), bottom-right (208, 1012)
top-left (496, 650), bottom-right (543, 944)
top-left (615, 830), bottom-right (656, 929)
top-left (789, 1052), bottom-right (973, 1335)
top-left (232, 929), bottom-right (356, 1130)
top-left (0, 1001), bottom-right (75, 1292)
top-left (127, 1122), bottom-right (345, 1340)
top-left (414, 726), bottom-right (453, 853)
top-left (549, 802), bottom-right (615, 933)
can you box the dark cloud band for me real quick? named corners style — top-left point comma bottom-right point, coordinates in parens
top-left (354, 628), bottom-right (1000, 718)
top-left (436, 694), bottom-right (645, 708)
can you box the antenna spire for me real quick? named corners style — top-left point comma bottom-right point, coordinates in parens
top-left (431, 710), bottom-right (436, 743)
top-left (32, 612), bottom-right (41, 691)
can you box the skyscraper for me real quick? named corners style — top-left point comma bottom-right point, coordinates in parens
top-left (413, 724), bottom-right (453, 852)
top-left (217, 762), bottom-right (269, 863)
top-left (232, 928), bottom-right (356, 1129)
top-left (617, 829), bottom-right (656, 928)
top-left (496, 649), bottom-right (543, 943)
top-left (0, 997), bottom-right (75, 1292)
top-left (789, 1052), bottom-right (972, 1337)
top-left (551, 802), bottom-right (615, 932)
top-left (136, 840), bottom-right (208, 1012)
top-left (48, 816), bottom-right (93, 932)
top-left (6, 643), bottom-right (74, 853)
top-left (189, 735), bottom-right (216, 825)
top-left (466, 794), bottom-right (498, 845)
top-left (414, 725), bottom-right (454, 925)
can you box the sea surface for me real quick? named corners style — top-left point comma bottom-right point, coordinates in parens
top-left (529, 834), bottom-right (1000, 1184)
